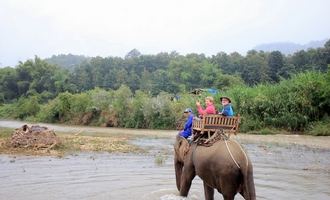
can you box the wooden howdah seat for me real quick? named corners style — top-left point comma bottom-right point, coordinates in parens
top-left (192, 114), bottom-right (240, 138)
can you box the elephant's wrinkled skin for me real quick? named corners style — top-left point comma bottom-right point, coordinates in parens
top-left (174, 136), bottom-right (256, 200)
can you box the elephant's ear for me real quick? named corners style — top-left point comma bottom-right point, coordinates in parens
top-left (184, 144), bottom-right (190, 156)
top-left (181, 139), bottom-right (190, 157)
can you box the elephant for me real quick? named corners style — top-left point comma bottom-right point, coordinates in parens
top-left (174, 135), bottom-right (256, 200)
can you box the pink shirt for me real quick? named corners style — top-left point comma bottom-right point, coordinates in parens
top-left (197, 104), bottom-right (216, 116)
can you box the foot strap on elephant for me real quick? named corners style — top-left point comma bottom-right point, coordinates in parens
top-left (193, 129), bottom-right (228, 147)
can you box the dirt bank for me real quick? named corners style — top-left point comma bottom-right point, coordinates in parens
top-left (0, 127), bottom-right (143, 156)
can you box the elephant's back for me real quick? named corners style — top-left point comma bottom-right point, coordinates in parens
top-left (193, 140), bottom-right (241, 172)
top-left (193, 140), bottom-right (243, 189)
top-left (194, 139), bottom-right (230, 158)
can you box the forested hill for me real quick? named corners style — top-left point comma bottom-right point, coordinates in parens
top-left (1, 40), bottom-right (329, 104)
top-left (44, 54), bottom-right (90, 71)
top-left (253, 39), bottom-right (328, 55)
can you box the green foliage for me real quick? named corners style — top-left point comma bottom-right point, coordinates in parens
top-left (0, 67), bottom-right (18, 103)
top-left (88, 88), bottom-right (113, 110)
top-left (0, 104), bottom-right (16, 118)
top-left (142, 92), bottom-right (175, 129)
top-left (36, 92), bottom-right (73, 123)
top-left (239, 117), bottom-right (265, 133)
top-left (110, 85), bottom-right (133, 127)
top-left (307, 118), bottom-right (330, 136)
top-left (245, 128), bottom-right (283, 135)
top-left (36, 100), bottom-right (60, 123)
top-left (14, 96), bottom-right (41, 119)
top-left (268, 51), bottom-right (284, 82)
top-left (1, 70), bottom-right (329, 134)
top-left (0, 95), bottom-right (41, 120)
top-left (2, 41), bottom-right (330, 103)
top-left (29, 87), bottom-right (190, 129)
top-left (225, 70), bottom-right (330, 131)
top-left (45, 54), bottom-right (89, 70)
top-left (0, 56), bottom-right (74, 104)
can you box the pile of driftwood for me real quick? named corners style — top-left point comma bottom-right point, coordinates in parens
top-left (10, 125), bottom-right (60, 149)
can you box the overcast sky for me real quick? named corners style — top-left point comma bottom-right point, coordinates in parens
top-left (0, 0), bottom-right (329, 67)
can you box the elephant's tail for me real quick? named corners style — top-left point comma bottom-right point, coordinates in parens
top-left (242, 159), bottom-right (256, 200)
top-left (232, 140), bottom-right (256, 200)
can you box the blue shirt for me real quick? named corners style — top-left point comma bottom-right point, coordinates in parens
top-left (180, 113), bottom-right (194, 138)
top-left (220, 104), bottom-right (234, 117)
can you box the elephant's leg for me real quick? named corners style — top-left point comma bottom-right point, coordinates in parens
top-left (180, 165), bottom-right (195, 197)
top-left (203, 182), bottom-right (214, 200)
top-left (223, 194), bottom-right (235, 200)
top-left (220, 185), bottom-right (238, 200)
top-left (219, 175), bottom-right (239, 200)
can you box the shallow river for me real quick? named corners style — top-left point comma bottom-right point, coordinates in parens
top-left (0, 121), bottom-right (330, 200)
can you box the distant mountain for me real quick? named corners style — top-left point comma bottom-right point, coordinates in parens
top-left (45, 54), bottom-right (89, 70)
top-left (253, 39), bottom-right (328, 54)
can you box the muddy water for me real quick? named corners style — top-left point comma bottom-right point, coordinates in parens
top-left (1, 138), bottom-right (330, 200)
top-left (1, 120), bottom-right (330, 199)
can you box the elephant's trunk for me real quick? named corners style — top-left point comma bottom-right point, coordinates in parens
top-left (174, 136), bottom-right (189, 192)
top-left (174, 160), bottom-right (183, 191)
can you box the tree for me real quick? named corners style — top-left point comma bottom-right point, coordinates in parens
top-left (268, 51), bottom-right (284, 82)
top-left (291, 50), bottom-right (309, 72)
top-left (140, 70), bottom-right (153, 93)
top-left (211, 52), bottom-right (236, 74)
top-left (151, 69), bottom-right (178, 95)
top-left (125, 49), bottom-right (141, 59)
top-left (324, 39), bottom-right (330, 64)
top-left (71, 61), bottom-right (94, 91)
top-left (0, 67), bottom-right (18, 102)
top-left (241, 50), bottom-right (270, 85)
top-left (112, 85), bottom-right (133, 126)
top-left (45, 54), bottom-right (88, 70)
top-left (127, 70), bottom-right (141, 92)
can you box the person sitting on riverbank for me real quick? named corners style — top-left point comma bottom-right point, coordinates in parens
top-left (218, 96), bottom-right (234, 117)
top-left (179, 108), bottom-right (194, 139)
top-left (196, 96), bottom-right (216, 118)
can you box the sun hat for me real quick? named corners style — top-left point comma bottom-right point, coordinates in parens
top-left (220, 96), bottom-right (231, 103)
top-left (184, 108), bottom-right (192, 113)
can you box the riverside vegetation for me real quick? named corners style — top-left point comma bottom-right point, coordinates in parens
top-left (0, 40), bottom-right (329, 135)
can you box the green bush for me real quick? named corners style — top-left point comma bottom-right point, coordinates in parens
top-left (225, 71), bottom-right (330, 131)
top-left (0, 104), bottom-right (16, 118)
top-left (307, 118), bottom-right (330, 136)
top-left (239, 116), bottom-right (264, 133)
top-left (14, 96), bottom-right (40, 119)
top-left (124, 90), bottom-right (149, 128)
top-left (35, 92), bottom-right (73, 123)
